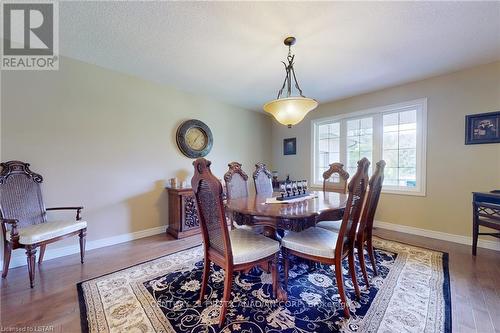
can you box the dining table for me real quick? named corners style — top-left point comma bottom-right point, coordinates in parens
top-left (225, 190), bottom-right (348, 238)
top-left (224, 190), bottom-right (348, 300)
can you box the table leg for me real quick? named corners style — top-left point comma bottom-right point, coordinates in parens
top-left (263, 226), bottom-right (284, 241)
top-left (263, 226), bottom-right (275, 239)
top-left (262, 226), bottom-right (288, 301)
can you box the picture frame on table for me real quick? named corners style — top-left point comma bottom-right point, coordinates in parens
top-left (465, 111), bottom-right (500, 145)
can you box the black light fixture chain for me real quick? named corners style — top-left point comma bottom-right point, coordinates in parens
top-left (291, 66), bottom-right (305, 98)
top-left (276, 61), bottom-right (288, 99)
top-left (275, 42), bottom-right (305, 99)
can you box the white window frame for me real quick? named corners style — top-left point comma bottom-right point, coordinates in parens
top-left (311, 98), bottom-right (427, 196)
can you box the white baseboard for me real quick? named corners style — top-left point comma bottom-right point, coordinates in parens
top-left (0, 225), bottom-right (167, 270)
top-left (374, 220), bottom-right (500, 252)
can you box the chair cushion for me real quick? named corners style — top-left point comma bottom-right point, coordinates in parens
top-left (281, 227), bottom-right (339, 259)
top-left (229, 228), bottom-right (280, 265)
top-left (6, 220), bottom-right (87, 245)
top-left (316, 220), bottom-right (342, 232)
top-left (233, 223), bottom-right (254, 231)
top-left (316, 220), bottom-right (361, 233)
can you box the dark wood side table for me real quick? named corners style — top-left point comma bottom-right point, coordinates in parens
top-left (166, 187), bottom-right (201, 239)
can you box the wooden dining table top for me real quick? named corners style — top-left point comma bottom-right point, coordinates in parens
top-left (225, 190), bottom-right (348, 219)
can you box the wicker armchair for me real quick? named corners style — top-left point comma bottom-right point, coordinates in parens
top-left (282, 158), bottom-right (369, 318)
top-left (253, 162), bottom-right (273, 196)
top-left (323, 162), bottom-right (350, 193)
top-left (0, 161), bottom-right (86, 288)
top-left (192, 158), bottom-right (280, 326)
top-left (317, 160), bottom-right (385, 287)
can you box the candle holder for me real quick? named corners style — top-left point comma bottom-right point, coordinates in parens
top-left (276, 180), bottom-right (310, 201)
top-left (280, 183), bottom-right (286, 199)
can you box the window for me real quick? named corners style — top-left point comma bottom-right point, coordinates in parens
top-left (346, 117), bottom-right (373, 177)
top-left (312, 99), bottom-right (427, 196)
top-left (317, 122), bottom-right (340, 179)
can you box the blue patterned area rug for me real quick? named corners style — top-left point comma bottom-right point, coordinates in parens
top-left (77, 237), bottom-right (451, 333)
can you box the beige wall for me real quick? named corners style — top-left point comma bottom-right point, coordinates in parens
top-left (1, 56), bottom-right (272, 251)
top-left (272, 61), bottom-right (500, 238)
top-left (1, 57), bottom-right (498, 260)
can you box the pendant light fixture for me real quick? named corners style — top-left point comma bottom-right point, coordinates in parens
top-left (263, 36), bottom-right (318, 128)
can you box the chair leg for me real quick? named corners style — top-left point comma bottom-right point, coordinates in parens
top-left (271, 254), bottom-right (278, 298)
top-left (283, 248), bottom-right (289, 289)
top-left (472, 220), bottom-right (479, 256)
top-left (347, 252), bottom-right (361, 300)
top-left (79, 229), bottom-right (86, 264)
top-left (357, 242), bottom-right (370, 289)
top-left (219, 267), bottom-right (233, 327)
top-left (366, 238), bottom-right (378, 276)
top-left (334, 260), bottom-right (350, 319)
top-left (2, 242), bottom-right (12, 278)
top-left (26, 245), bottom-right (37, 288)
top-left (38, 245), bottom-right (46, 264)
top-left (264, 262), bottom-right (271, 274)
top-left (199, 257), bottom-right (210, 303)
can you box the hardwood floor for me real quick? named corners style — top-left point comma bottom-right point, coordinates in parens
top-left (0, 229), bottom-right (499, 332)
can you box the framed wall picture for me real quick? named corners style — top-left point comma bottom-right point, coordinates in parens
top-left (465, 111), bottom-right (500, 145)
top-left (284, 137), bottom-right (297, 155)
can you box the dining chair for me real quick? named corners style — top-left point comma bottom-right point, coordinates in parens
top-left (323, 162), bottom-right (350, 193)
top-left (224, 162), bottom-right (249, 200)
top-left (281, 158), bottom-right (370, 318)
top-left (317, 160), bottom-right (385, 287)
top-left (191, 158), bottom-right (280, 326)
top-left (472, 193), bottom-right (500, 256)
top-left (224, 161), bottom-right (256, 232)
top-left (0, 161), bottom-right (87, 288)
top-left (253, 162), bottom-right (273, 196)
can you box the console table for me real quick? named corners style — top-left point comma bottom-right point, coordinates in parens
top-left (166, 187), bottom-right (200, 239)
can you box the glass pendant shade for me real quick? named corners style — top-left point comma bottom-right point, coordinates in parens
top-left (263, 97), bottom-right (318, 127)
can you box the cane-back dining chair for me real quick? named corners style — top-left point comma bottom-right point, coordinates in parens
top-left (224, 162), bottom-right (247, 229)
top-left (191, 158), bottom-right (280, 326)
top-left (253, 162), bottom-right (273, 196)
top-left (224, 161), bottom-right (262, 232)
top-left (323, 163), bottom-right (350, 194)
top-left (0, 161), bottom-right (87, 288)
top-left (224, 162), bottom-right (249, 200)
top-left (317, 160), bottom-right (385, 287)
top-left (281, 157), bottom-right (370, 318)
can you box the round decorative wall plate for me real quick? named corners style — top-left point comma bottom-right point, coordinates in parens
top-left (176, 119), bottom-right (213, 158)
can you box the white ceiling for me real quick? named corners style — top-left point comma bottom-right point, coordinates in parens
top-left (59, 1), bottom-right (500, 111)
